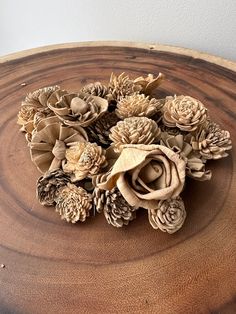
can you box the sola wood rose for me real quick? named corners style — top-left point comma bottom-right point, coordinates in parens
top-left (17, 72), bottom-right (232, 233)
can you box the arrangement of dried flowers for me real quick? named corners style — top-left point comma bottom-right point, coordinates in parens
top-left (17, 72), bottom-right (232, 233)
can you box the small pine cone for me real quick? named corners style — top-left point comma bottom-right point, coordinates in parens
top-left (63, 142), bottom-right (108, 181)
top-left (36, 169), bottom-right (71, 206)
top-left (55, 183), bottom-right (92, 223)
top-left (163, 95), bottom-right (207, 132)
top-left (107, 72), bottom-right (141, 102)
top-left (80, 82), bottom-right (108, 98)
top-left (190, 121), bottom-right (232, 160)
top-left (116, 94), bottom-right (163, 119)
top-left (109, 117), bottom-right (161, 152)
top-left (86, 112), bottom-right (120, 146)
top-left (93, 187), bottom-right (136, 227)
top-left (148, 197), bottom-right (186, 234)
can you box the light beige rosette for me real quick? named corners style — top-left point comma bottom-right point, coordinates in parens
top-left (48, 91), bottom-right (108, 127)
top-left (98, 144), bottom-right (186, 210)
top-left (30, 117), bottom-right (88, 173)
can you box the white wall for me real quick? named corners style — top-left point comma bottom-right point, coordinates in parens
top-left (1, 0), bottom-right (236, 61)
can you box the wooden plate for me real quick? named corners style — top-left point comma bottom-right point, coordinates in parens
top-left (0, 42), bottom-right (235, 314)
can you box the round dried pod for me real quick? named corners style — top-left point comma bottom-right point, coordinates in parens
top-left (36, 169), bottom-right (71, 206)
top-left (162, 95), bottom-right (207, 132)
top-left (190, 121), bottom-right (232, 160)
top-left (133, 73), bottom-right (165, 95)
top-left (30, 119), bottom-right (88, 173)
top-left (80, 82), bottom-right (108, 98)
top-left (55, 183), bottom-right (92, 223)
top-left (86, 112), bottom-right (119, 146)
top-left (116, 94), bottom-right (163, 119)
top-left (48, 92), bottom-right (108, 127)
top-left (107, 72), bottom-right (141, 102)
top-left (148, 197), bottom-right (186, 234)
top-left (63, 142), bottom-right (108, 181)
top-left (160, 132), bottom-right (211, 181)
top-left (109, 117), bottom-right (161, 153)
top-left (93, 187), bottom-right (136, 227)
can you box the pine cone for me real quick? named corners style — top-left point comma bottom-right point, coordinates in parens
top-left (133, 73), bottom-right (165, 95)
top-left (109, 117), bottom-right (161, 153)
top-left (162, 95), bottom-right (207, 132)
top-left (148, 197), bottom-right (186, 234)
top-left (86, 112), bottom-right (119, 146)
top-left (160, 132), bottom-right (211, 181)
top-left (48, 91), bottom-right (108, 127)
top-left (107, 72), bottom-right (141, 102)
top-left (80, 82), bottom-right (108, 98)
top-left (36, 169), bottom-right (70, 206)
top-left (190, 121), bottom-right (232, 160)
top-left (63, 142), bottom-right (108, 181)
top-left (93, 187), bottom-right (136, 227)
top-left (116, 94), bottom-right (163, 119)
top-left (55, 183), bottom-right (92, 223)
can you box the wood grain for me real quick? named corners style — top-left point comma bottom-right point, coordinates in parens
top-left (0, 42), bottom-right (235, 314)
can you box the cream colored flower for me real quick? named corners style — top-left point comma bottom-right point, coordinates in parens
top-left (109, 117), bottom-right (161, 152)
top-left (163, 95), bottom-right (207, 132)
top-left (98, 144), bottom-right (186, 210)
top-left (148, 197), bottom-right (186, 233)
top-left (80, 82), bottom-right (108, 98)
top-left (63, 142), bottom-right (108, 181)
top-left (55, 183), bottom-right (92, 223)
top-left (133, 73), bottom-right (165, 95)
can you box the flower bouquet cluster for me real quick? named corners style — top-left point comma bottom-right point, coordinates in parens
top-left (17, 72), bottom-right (232, 233)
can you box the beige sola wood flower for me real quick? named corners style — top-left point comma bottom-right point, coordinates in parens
top-left (36, 169), bottom-right (71, 206)
top-left (80, 82), bottom-right (108, 98)
top-left (148, 197), bottom-right (186, 234)
top-left (116, 94), bottom-right (164, 119)
top-left (98, 144), bottom-right (186, 210)
top-left (163, 95), bottom-right (208, 132)
top-left (55, 183), bottom-right (92, 223)
top-left (109, 117), bottom-right (161, 153)
top-left (161, 132), bottom-right (211, 181)
top-left (190, 121), bottom-right (232, 160)
top-left (133, 73), bottom-right (165, 95)
top-left (48, 91), bottom-right (108, 127)
top-left (63, 142), bottom-right (108, 181)
top-left (17, 85), bottom-right (61, 139)
top-left (107, 72), bottom-right (141, 102)
top-left (30, 117), bottom-right (88, 173)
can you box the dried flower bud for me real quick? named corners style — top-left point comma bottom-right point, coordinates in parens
top-left (63, 142), bottom-right (108, 181)
top-left (80, 82), bottom-right (108, 98)
top-left (109, 117), bottom-right (161, 152)
top-left (93, 187), bottom-right (136, 227)
top-left (36, 169), bottom-right (71, 206)
top-left (116, 94), bottom-right (163, 119)
top-left (163, 95), bottom-right (207, 132)
top-left (148, 197), bottom-right (186, 233)
top-left (190, 121), bottom-right (232, 160)
top-left (55, 183), bottom-right (92, 223)
top-left (133, 73), bottom-right (165, 95)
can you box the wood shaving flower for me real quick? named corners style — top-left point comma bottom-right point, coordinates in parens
top-left (133, 73), bottom-right (165, 95)
top-left (98, 144), bottom-right (186, 210)
top-left (109, 117), bottom-right (161, 152)
top-left (63, 142), bottom-right (108, 181)
top-left (93, 187), bottom-right (136, 227)
top-left (163, 95), bottom-right (207, 132)
top-left (116, 94), bottom-right (163, 119)
top-left (148, 197), bottom-right (186, 234)
top-left (107, 72), bottom-right (141, 102)
top-left (190, 121), bottom-right (232, 159)
top-left (48, 92), bottom-right (108, 127)
top-left (55, 183), bottom-right (92, 223)
top-left (36, 169), bottom-right (71, 206)
top-left (80, 82), bottom-right (108, 98)
top-left (30, 118), bottom-right (88, 173)
top-left (161, 132), bottom-right (211, 181)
